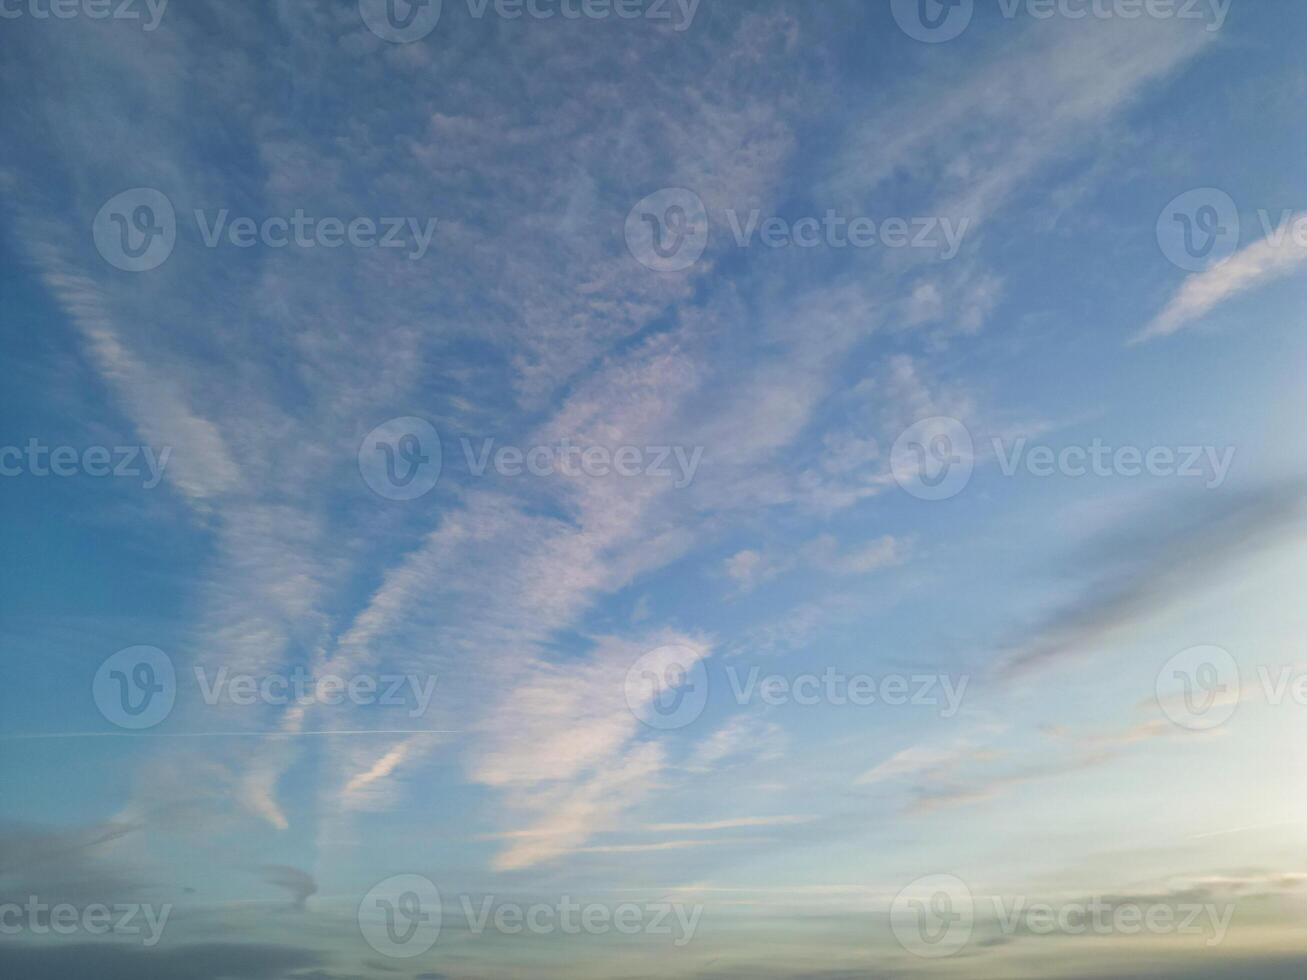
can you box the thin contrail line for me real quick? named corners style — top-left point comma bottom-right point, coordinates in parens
top-left (0, 730), bottom-right (460, 741)
top-left (1187, 819), bottom-right (1297, 840)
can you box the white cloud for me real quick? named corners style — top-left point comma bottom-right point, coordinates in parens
top-left (724, 549), bottom-right (779, 593)
top-left (1137, 218), bottom-right (1307, 342)
top-left (640, 815), bottom-right (814, 833)
top-left (685, 715), bottom-right (785, 773)
top-left (466, 633), bottom-right (710, 868)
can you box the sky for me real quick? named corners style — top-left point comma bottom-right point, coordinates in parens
top-left (2, 1), bottom-right (1307, 978)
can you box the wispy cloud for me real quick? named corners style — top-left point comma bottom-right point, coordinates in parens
top-left (1137, 215), bottom-right (1307, 342)
top-left (996, 482), bottom-right (1307, 679)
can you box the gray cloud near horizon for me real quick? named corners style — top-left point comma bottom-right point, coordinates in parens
top-left (0, 943), bottom-right (323, 980)
top-left (996, 480), bottom-right (1307, 679)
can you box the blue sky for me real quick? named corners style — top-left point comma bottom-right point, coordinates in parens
top-left (2, 1), bottom-right (1307, 977)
